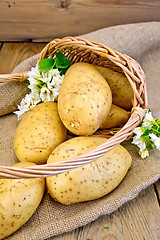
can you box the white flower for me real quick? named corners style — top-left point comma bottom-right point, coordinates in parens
top-left (132, 126), bottom-right (148, 158)
top-left (19, 94), bottom-right (32, 110)
top-left (142, 111), bottom-right (154, 127)
top-left (149, 133), bottom-right (160, 150)
top-left (47, 82), bottom-right (55, 91)
top-left (133, 127), bottom-right (143, 139)
top-left (132, 126), bottom-right (146, 151)
top-left (28, 83), bottom-right (40, 95)
top-left (132, 137), bottom-right (146, 151)
top-left (14, 63), bottom-right (65, 119)
top-left (132, 109), bottom-right (160, 159)
top-left (14, 93), bottom-right (41, 120)
top-left (27, 65), bottom-right (41, 84)
top-left (139, 148), bottom-right (149, 159)
top-left (30, 93), bottom-right (41, 106)
top-left (41, 71), bottom-right (52, 83)
top-left (47, 82), bottom-right (60, 98)
top-left (27, 65), bottom-right (64, 101)
top-left (27, 65), bottom-right (64, 98)
top-left (51, 88), bottom-right (59, 99)
top-left (49, 68), bottom-right (60, 77)
top-left (40, 87), bottom-right (51, 102)
top-left (14, 109), bottom-right (25, 120)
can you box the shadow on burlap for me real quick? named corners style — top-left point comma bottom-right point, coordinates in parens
top-left (0, 22), bottom-right (160, 240)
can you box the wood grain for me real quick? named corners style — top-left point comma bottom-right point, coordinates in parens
top-left (0, 0), bottom-right (160, 41)
top-left (0, 42), bottom-right (3, 50)
top-left (49, 185), bottom-right (160, 240)
top-left (0, 42), bottom-right (46, 74)
top-left (155, 181), bottom-right (160, 205)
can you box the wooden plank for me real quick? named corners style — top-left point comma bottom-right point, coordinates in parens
top-left (0, 0), bottom-right (160, 41)
top-left (0, 42), bottom-right (3, 50)
top-left (0, 42), bottom-right (46, 74)
top-left (155, 180), bottom-right (160, 205)
top-left (50, 185), bottom-right (160, 240)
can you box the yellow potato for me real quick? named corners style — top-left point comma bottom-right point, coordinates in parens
top-left (58, 62), bottom-right (112, 135)
top-left (96, 66), bottom-right (134, 110)
top-left (47, 136), bottom-right (132, 204)
top-left (14, 102), bottom-right (67, 164)
top-left (0, 162), bottom-right (45, 239)
top-left (100, 104), bottom-right (130, 129)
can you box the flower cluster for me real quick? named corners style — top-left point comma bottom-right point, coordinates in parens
top-left (14, 65), bottom-right (64, 120)
top-left (132, 110), bottom-right (160, 158)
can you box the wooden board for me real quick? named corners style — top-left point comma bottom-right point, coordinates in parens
top-left (0, 42), bottom-right (159, 240)
top-left (155, 181), bottom-right (160, 205)
top-left (50, 185), bottom-right (160, 240)
top-left (0, 42), bottom-right (46, 74)
top-left (0, 0), bottom-right (160, 41)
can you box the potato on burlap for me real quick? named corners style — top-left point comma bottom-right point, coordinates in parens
top-left (14, 102), bottom-right (67, 164)
top-left (58, 63), bottom-right (112, 135)
top-left (96, 66), bottom-right (134, 110)
top-left (0, 162), bottom-right (45, 239)
top-left (100, 104), bottom-right (130, 129)
top-left (47, 136), bottom-right (132, 205)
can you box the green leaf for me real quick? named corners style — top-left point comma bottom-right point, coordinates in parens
top-left (39, 58), bottom-right (55, 72)
top-left (157, 119), bottom-right (160, 126)
top-left (149, 141), bottom-right (155, 149)
top-left (55, 52), bottom-right (72, 69)
top-left (142, 128), bottom-right (150, 137)
top-left (58, 68), bottom-right (69, 76)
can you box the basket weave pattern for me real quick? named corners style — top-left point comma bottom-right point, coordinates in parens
top-left (0, 37), bottom-right (148, 179)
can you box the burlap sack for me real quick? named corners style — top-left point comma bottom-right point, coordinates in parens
top-left (1, 22), bottom-right (160, 240)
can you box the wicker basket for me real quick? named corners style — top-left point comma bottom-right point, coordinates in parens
top-left (0, 37), bottom-right (148, 179)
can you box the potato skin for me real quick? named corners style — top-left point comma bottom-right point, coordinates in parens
top-left (14, 102), bottom-right (67, 164)
top-left (58, 63), bottom-right (112, 135)
top-left (100, 104), bottom-right (130, 129)
top-left (0, 162), bottom-right (45, 240)
top-left (96, 66), bottom-right (134, 110)
top-left (47, 136), bottom-right (132, 205)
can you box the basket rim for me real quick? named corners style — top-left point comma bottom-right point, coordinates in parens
top-left (0, 36), bottom-right (148, 179)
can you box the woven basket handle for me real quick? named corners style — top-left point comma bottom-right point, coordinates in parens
top-left (0, 72), bottom-right (29, 83)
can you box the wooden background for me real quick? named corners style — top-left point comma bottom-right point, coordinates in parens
top-left (0, 1), bottom-right (160, 239)
top-left (0, 0), bottom-right (160, 41)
